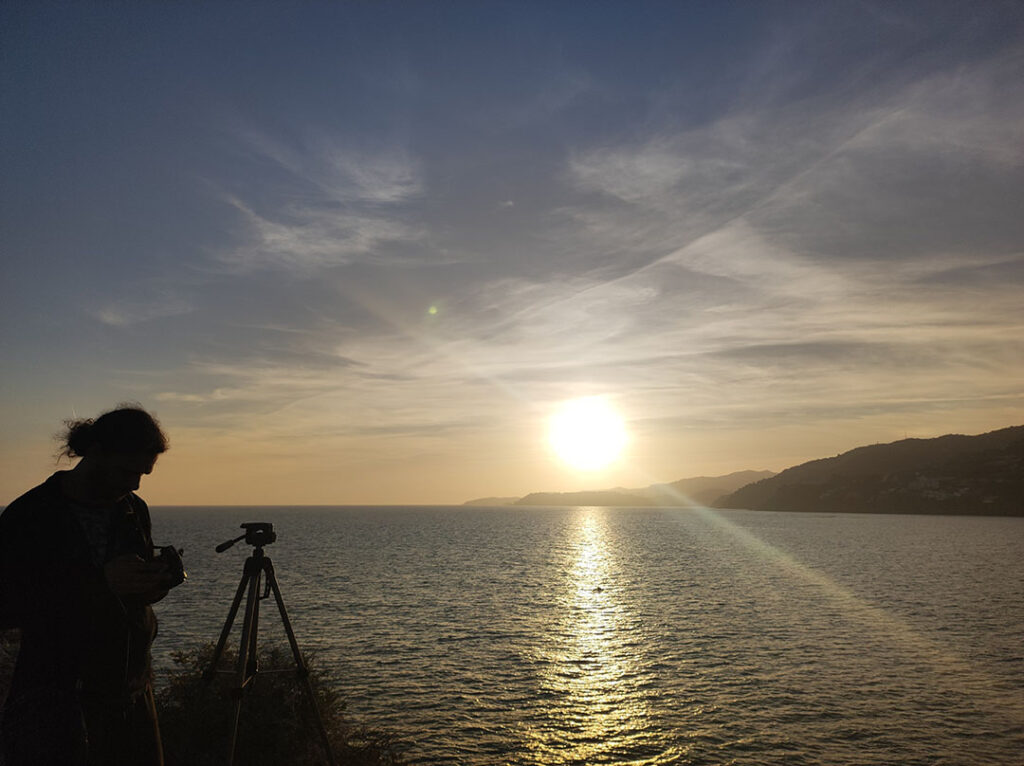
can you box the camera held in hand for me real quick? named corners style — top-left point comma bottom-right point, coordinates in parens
top-left (155, 545), bottom-right (187, 587)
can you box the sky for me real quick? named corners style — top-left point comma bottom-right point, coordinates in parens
top-left (2, 1), bottom-right (1023, 505)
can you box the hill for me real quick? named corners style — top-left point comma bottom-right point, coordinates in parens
top-left (638, 470), bottom-right (776, 506)
top-left (714, 426), bottom-right (1024, 515)
top-left (510, 470), bottom-right (774, 507)
top-left (514, 490), bottom-right (655, 507)
top-left (461, 496), bottom-right (519, 506)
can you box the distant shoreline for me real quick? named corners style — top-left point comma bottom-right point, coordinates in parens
top-left (139, 504), bottom-right (1024, 518)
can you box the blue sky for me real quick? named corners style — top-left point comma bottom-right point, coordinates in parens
top-left (2, 1), bottom-right (1023, 503)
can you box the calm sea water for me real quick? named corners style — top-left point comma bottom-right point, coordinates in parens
top-left (150, 507), bottom-right (1024, 765)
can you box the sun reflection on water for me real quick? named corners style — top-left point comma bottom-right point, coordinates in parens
top-left (521, 509), bottom-right (671, 765)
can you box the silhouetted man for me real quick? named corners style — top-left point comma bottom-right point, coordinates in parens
top-left (0, 405), bottom-right (179, 766)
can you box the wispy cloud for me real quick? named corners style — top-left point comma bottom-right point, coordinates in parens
top-left (90, 293), bottom-right (194, 327)
top-left (236, 129), bottom-right (424, 203)
top-left (564, 45), bottom-right (1024, 272)
top-left (215, 130), bottom-right (426, 273)
top-left (569, 140), bottom-right (699, 206)
top-left (220, 196), bottom-right (423, 273)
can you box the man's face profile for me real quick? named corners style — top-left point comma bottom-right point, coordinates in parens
top-left (93, 450), bottom-right (158, 500)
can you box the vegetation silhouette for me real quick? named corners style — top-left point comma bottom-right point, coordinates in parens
top-left (156, 641), bottom-right (402, 766)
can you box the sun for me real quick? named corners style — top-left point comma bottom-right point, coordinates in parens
top-left (548, 397), bottom-right (628, 471)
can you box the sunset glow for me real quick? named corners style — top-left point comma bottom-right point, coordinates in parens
top-left (1, 3), bottom-right (1022, 504)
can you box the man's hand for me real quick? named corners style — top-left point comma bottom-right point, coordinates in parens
top-left (104, 554), bottom-right (170, 603)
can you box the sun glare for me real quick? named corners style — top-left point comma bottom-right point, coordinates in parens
top-left (548, 397), bottom-right (628, 471)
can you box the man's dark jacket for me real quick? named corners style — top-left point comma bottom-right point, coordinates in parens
top-left (0, 472), bottom-right (159, 701)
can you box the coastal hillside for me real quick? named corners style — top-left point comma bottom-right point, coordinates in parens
top-left (514, 490), bottom-right (653, 507)
top-left (508, 470), bottom-right (774, 507)
top-left (461, 496), bottom-right (520, 506)
top-left (639, 471), bottom-right (776, 506)
top-left (715, 426), bottom-right (1024, 515)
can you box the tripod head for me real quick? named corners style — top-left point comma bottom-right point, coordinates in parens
top-left (216, 522), bottom-right (277, 553)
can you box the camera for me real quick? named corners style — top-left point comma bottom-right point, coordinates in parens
top-left (155, 545), bottom-right (187, 587)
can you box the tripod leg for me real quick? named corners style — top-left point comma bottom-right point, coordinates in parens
top-left (246, 565), bottom-right (262, 683)
top-left (229, 556), bottom-right (264, 766)
top-left (204, 566), bottom-right (251, 683)
top-left (264, 558), bottom-right (338, 766)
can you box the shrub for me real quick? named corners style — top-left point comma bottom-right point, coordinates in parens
top-left (156, 642), bottom-right (402, 766)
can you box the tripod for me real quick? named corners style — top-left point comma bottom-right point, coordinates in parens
top-left (204, 525), bottom-right (337, 766)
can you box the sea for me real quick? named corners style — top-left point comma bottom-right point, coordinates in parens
top-left (150, 506), bottom-right (1024, 765)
